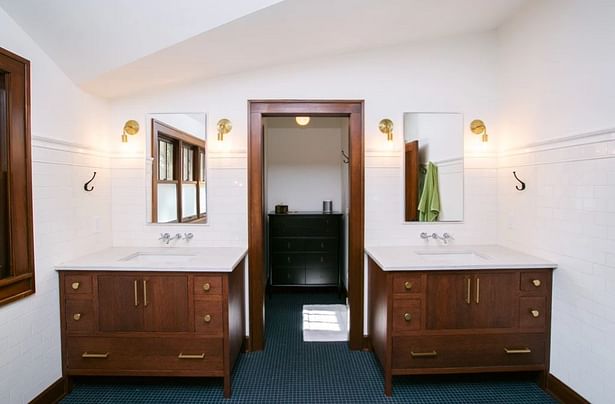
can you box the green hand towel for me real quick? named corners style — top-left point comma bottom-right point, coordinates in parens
top-left (418, 161), bottom-right (440, 222)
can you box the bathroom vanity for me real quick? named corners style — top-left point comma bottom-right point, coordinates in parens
top-left (365, 245), bottom-right (556, 396)
top-left (56, 247), bottom-right (246, 398)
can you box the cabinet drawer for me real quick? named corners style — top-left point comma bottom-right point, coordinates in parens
top-left (64, 274), bottom-right (92, 296)
top-left (520, 271), bottom-right (550, 293)
top-left (392, 274), bottom-right (423, 294)
top-left (519, 297), bottom-right (547, 329)
top-left (272, 253), bottom-right (304, 267)
top-left (392, 299), bottom-right (422, 333)
top-left (271, 267), bottom-right (305, 285)
top-left (304, 238), bottom-right (337, 252)
top-left (392, 334), bottom-right (545, 370)
top-left (270, 216), bottom-right (339, 236)
top-left (66, 336), bottom-right (223, 372)
top-left (305, 253), bottom-right (337, 269)
top-left (271, 238), bottom-right (304, 252)
top-left (65, 299), bottom-right (95, 334)
top-left (195, 300), bottom-right (223, 335)
top-left (194, 276), bottom-right (222, 297)
top-left (305, 267), bottom-right (338, 285)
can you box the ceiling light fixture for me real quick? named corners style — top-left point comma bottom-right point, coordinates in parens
top-left (295, 116), bottom-right (310, 126)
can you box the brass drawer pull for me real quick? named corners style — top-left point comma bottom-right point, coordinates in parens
top-left (404, 281), bottom-right (412, 291)
top-left (320, 242), bottom-right (325, 249)
top-left (134, 280), bottom-right (139, 307)
top-left (71, 282), bottom-right (80, 290)
top-left (203, 314), bottom-right (212, 323)
top-left (465, 278), bottom-right (471, 304)
top-left (72, 313), bottom-right (82, 321)
top-left (143, 280), bottom-right (148, 307)
top-left (530, 309), bottom-right (540, 318)
top-left (178, 353), bottom-right (205, 359)
top-left (532, 279), bottom-right (542, 287)
top-left (203, 282), bottom-right (211, 291)
top-left (475, 277), bottom-right (480, 304)
top-left (82, 352), bottom-right (109, 359)
top-left (410, 350), bottom-right (437, 358)
top-left (504, 348), bottom-right (532, 354)
top-left (403, 312), bottom-right (412, 322)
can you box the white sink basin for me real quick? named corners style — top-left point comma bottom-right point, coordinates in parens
top-left (414, 250), bottom-right (489, 263)
top-left (120, 252), bottom-right (196, 265)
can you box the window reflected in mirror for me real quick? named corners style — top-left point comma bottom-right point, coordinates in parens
top-left (149, 113), bottom-right (207, 224)
top-left (403, 113), bottom-right (464, 222)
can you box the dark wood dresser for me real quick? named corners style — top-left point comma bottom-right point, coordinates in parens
top-left (368, 256), bottom-right (554, 396)
top-left (268, 212), bottom-right (343, 291)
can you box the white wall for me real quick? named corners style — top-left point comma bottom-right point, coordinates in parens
top-left (497, 1), bottom-right (615, 402)
top-left (265, 117), bottom-right (344, 213)
top-left (0, 7), bottom-right (111, 404)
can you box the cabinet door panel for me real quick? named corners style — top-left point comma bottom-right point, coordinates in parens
top-left (98, 275), bottom-right (143, 332)
top-left (471, 273), bottom-right (517, 329)
top-left (144, 275), bottom-right (190, 332)
top-left (426, 273), bottom-right (473, 330)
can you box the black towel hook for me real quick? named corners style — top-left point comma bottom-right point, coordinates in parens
top-left (84, 171), bottom-right (97, 192)
top-left (512, 171), bottom-right (526, 191)
top-left (341, 150), bottom-right (349, 164)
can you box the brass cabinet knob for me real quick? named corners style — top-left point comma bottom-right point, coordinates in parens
top-left (403, 312), bottom-right (412, 322)
top-left (203, 314), bottom-right (212, 323)
top-left (531, 279), bottom-right (542, 287)
top-left (404, 281), bottom-right (412, 291)
top-left (202, 283), bottom-right (211, 291)
top-left (71, 282), bottom-right (80, 290)
top-left (73, 313), bottom-right (82, 321)
top-left (530, 309), bottom-right (540, 318)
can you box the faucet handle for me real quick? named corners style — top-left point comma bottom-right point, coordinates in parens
top-left (443, 233), bottom-right (454, 240)
top-left (158, 232), bottom-right (170, 240)
top-left (183, 232), bottom-right (194, 241)
top-left (420, 232), bottom-right (430, 239)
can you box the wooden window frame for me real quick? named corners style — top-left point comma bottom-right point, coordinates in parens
top-left (151, 119), bottom-right (207, 224)
top-left (0, 47), bottom-right (35, 307)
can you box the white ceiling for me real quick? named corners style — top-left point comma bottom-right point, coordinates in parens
top-left (0, 0), bottom-right (527, 98)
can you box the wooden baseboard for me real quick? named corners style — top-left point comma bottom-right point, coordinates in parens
top-left (29, 377), bottom-right (68, 404)
top-left (546, 374), bottom-right (589, 404)
top-left (362, 335), bottom-right (371, 351)
top-left (242, 336), bottom-right (252, 352)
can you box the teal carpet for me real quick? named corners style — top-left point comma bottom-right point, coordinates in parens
top-left (61, 293), bottom-right (556, 403)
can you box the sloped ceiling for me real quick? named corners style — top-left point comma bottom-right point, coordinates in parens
top-left (0, 0), bottom-right (527, 98)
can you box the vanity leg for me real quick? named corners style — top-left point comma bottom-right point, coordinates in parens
top-left (384, 371), bottom-right (393, 397)
top-left (223, 375), bottom-right (231, 398)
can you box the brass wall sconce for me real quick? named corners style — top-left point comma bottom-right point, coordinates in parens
top-left (470, 119), bottom-right (488, 142)
top-left (295, 116), bottom-right (310, 126)
top-left (379, 118), bottom-right (394, 142)
top-left (121, 120), bottom-right (140, 143)
top-left (217, 118), bottom-right (232, 141)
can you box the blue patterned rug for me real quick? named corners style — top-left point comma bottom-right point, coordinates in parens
top-left (61, 293), bottom-right (556, 403)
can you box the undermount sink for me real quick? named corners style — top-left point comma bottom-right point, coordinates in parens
top-left (120, 252), bottom-right (196, 265)
top-left (414, 250), bottom-right (489, 263)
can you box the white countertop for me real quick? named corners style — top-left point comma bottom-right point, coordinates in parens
top-left (364, 244), bottom-right (556, 271)
top-left (55, 247), bottom-right (248, 273)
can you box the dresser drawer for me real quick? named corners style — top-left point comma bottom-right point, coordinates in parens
top-left (304, 238), bottom-right (338, 252)
top-left (392, 273), bottom-right (423, 294)
top-left (195, 299), bottom-right (224, 335)
top-left (305, 253), bottom-right (337, 269)
top-left (272, 253), bottom-right (304, 267)
top-left (392, 334), bottom-right (545, 370)
top-left (519, 297), bottom-right (546, 329)
top-left (66, 336), bottom-right (224, 372)
top-left (270, 216), bottom-right (339, 236)
top-left (271, 238), bottom-right (304, 252)
top-left (305, 267), bottom-right (338, 285)
top-left (65, 299), bottom-right (95, 334)
top-left (64, 274), bottom-right (93, 296)
top-left (392, 299), bottom-right (422, 333)
top-left (520, 271), bottom-right (550, 293)
top-left (193, 275), bottom-right (222, 297)
top-left (272, 267), bottom-right (305, 285)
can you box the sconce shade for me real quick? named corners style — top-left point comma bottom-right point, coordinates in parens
top-left (121, 120), bottom-right (140, 143)
top-left (470, 119), bottom-right (488, 142)
top-left (295, 116), bottom-right (310, 126)
top-left (217, 118), bottom-right (232, 141)
top-left (379, 118), bottom-right (394, 142)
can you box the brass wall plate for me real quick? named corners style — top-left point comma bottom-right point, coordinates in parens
top-left (123, 120), bottom-right (140, 135)
top-left (470, 119), bottom-right (485, 135)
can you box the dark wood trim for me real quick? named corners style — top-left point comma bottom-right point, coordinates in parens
top-left (29, 377), bottom-right (68, 404)
top-left (546, 374), bottom-right (589, 404)
top-left (247, 100), bottom-right (364, 351)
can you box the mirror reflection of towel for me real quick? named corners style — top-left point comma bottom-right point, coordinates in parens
top-left (418, 161), bottom-right (440, 222)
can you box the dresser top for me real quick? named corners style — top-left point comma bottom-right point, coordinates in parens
top-left (268, 211), bottom-right (343, 216)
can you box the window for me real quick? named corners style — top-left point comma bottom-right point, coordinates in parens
top-left (0, 47), bottom-right (35, 306)
top-left (151, 119), bottom-right (207, 223)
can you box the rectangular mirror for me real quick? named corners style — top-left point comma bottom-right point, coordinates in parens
top-left (403, 112), bottom-right (463, 222)
top-left (146, 113), bottom-right (207, 224)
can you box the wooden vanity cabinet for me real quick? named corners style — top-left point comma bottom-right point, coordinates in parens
top-left (368, 257), bottom-right (553, 396)
top-left (59, 260), bottom-right (245, 398)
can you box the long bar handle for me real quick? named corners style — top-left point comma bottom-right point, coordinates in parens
top-left (82, 352), bottom-right (109, 359)
top-left (178, 353), bottom-right (205, 359)
top-left (134, 280), bottom-right (139, 307)
top-left (504, 348), bottom-right (532, 354)
top-left (475, 277), bottom-right (480, 304)
top-left (143, 280), bottom-right (148, 307)
top-left (465, 278), bottom-right (471, 304)
top-left (410, 350), bottom-right (437, 358)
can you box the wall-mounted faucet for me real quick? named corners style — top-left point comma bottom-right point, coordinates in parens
top-left (159, 232), bottom-right (171, 244)
top-left (420, 232), bottom-right (454, 245)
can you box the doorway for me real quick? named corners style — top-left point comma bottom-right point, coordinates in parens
top-left (248, 100), bottom-right (364, 351)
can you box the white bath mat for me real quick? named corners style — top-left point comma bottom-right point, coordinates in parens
top-left (302, 304), bottom-right (348, 342)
